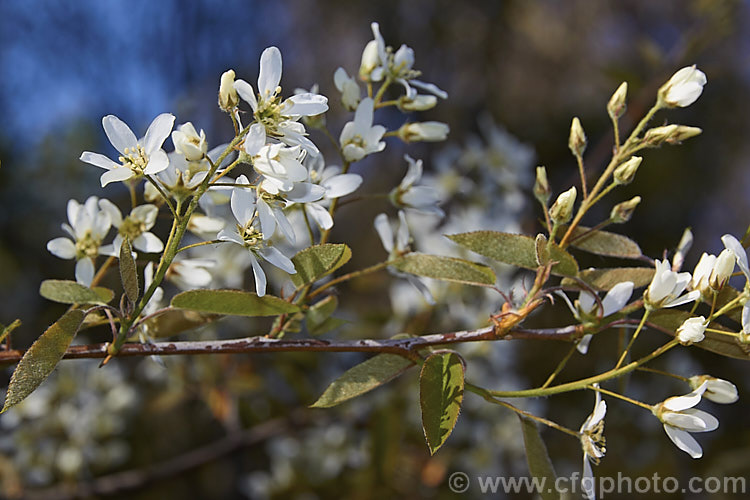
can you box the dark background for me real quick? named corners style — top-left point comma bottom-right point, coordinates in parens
top-left (1, 0), bottom-right (749, 498)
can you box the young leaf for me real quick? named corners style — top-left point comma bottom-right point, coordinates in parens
top-left (291, 244), bottom-right (352, 287)
top-left (519, 416), bottom-right (560, 500)
top-left (307, 296), bottom-right (346, 335)
top-left (567, 226), bottom-right (642, 259)
top-left (420, 351), bottom-right (465, 455)
top-left (311, 353), bottom-right (414, 408)
top-left (171, 290), bottom-right (300, 316)
top-left (119, 237), bottom-right (139, 304)
top-left (576, 267), bottom-right (654, 291)
top-left (2, 310), bottom-right (86, 413)
top-left (40, 280), bottom-right (110, 305)
top-left (392, 253), bottom-right (496, 286)
top-left (447, 231), bottom-right (578, 276)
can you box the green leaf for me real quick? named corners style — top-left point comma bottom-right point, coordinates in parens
top-left (40, 280), bottom-right (109, 305)
top-left (171, 289), bottom-right (300, 317)
top-left (519, 416), bottom-right (560, 500)
top-left (420, 351), bottom-right (465, 455)
top-left (576, 267), bottom-right (654, 291)
top-left (119, 237), bottom-right (139, 304)
top-left (567, 226), bottom-right (642, 259)
top-left (92, 287), bottom-right (115, 304)
top-left (142, 309), bottom-right (217, 338)
top-left (311, 353), bottom-right (414, 408)
top-left (649, 309), bottom-right (750, 361)
top-left (2, 310), bottom-right (85, 413)
top-left (392, 253), bottom-right (496, 286)
top-left (448, 231), bottom-right (578, 276)
top-left (307, 296), bottom-right (346, 335)
top-left (291, 244), bottom-right (352, 287)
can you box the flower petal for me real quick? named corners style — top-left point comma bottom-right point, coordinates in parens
top-left (47, 238), bottom-right (76, 259)
top-left (75, 258), bottom-right (95, 287)
top-left (259, 246), bottom-right (296, 274)
top-left (250, 254), bottom-right (267, 297)
top-left (374, 213), bottom-right (393, 253)
top-left (663, 425), bottom-right (703, 458)
top-left (285, 93), bottom-right (329, 116)
top-left (142, 114), bottom-right (175, 155)
top-left (234, 79), bottom-right (258, 112)
top-left (100, 168), bottom-right (135, 187)
top-left (134, 232), bottom-right (164, 253)
top-left (80, 152), bottom-right (119, 170)
top-left (258, 46), bottom-right (282, 97)
top-left (102, 115), bottom-right (137, 154)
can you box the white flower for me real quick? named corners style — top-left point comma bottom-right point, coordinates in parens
top-left (171, 122), bottom-right (207, 161)
top-left (339, 98), bottom-right (386, 162)
top-left (46, 197), bottom-right (112, 286)
top-left (721, 234), bottom-right (749, 284)
top-left (217, 175), bottom-right (296, 296)
top-left (334, 67), bottom-right (360, 111)
top-left (676, 316), bottom-right (707, 345)
top-left (98, 201), bottom-right (163, 256)
top-left (644, 259), bottom-right (700, 310)
top-left (374, 211), bottom-right (434, 304)
top-left (659, 65), bottom-right (707, 108)
top-left (166, 258), bottom-right (215, 290)
top-left (243, 124), bottom-right (310, 194)
top-left (580, 385), bottom-right (606, 500)
top-left (300, 156), bottom-right (362, 231)
top-left (397, 122), bottom-right (450, 143)
top-left (218, 69), bottom-right (239, 111)
top-left (652, 382), bottom-right (718, 459)
top-left (257, 191), bottom-right (297, 244)
top-left (688, 375), bottom-right (739, 404)
top-left (390, 155), bottom-right (444, 216)
top-left (146, 144), bottom-right (233, 203)
top-left (710, 248), bottom-right (735, 290)
top-left (233, 47), bottom-right (328, 154)
top-left (564, 282), bottom-right (633, 354)
top-left (690, 252), bottom-right (716, 296)
top-left (80, 114), bottom-right (175, 187)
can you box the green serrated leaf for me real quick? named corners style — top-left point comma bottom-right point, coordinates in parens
top-left (519, 416), bottom-right (560, 500)
top-left (291, 244), bottom-right (352, 287)
top-left (567, 226), bottom-right (642, 259)
top-left (420, 351), bottom-right (465, 455)
top-left (2, 310), bottom-right (85, 413)
top-left (392, 253), bottom-right (496, 286)
top-left (576, 267), bottom-right (654, 291)
top-left (448, 231), bottom-right (578, 276)
top-left (307, 296), bottom-right (346, 335)
top-left (311, 354), bottom-right (414, 408)
top-left (171, 289), bottom-right (300, 316)
top-left (649, 309), bottom-right (750, 361)
top-left (119, 237), bottom-right (139, 304)
top-left (39, 280), bottom-right (108, 305)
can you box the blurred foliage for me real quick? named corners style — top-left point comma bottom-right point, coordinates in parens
top-left (1, 0), bottom-right (750, 498)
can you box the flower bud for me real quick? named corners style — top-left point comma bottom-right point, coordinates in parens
top-left (709, 248), bottom-right (735, 291)
top-left (658, 65), bottom-right (707, 108)
top-left (676, 316), bottom-right (706, 345)
top-left (218, 69), bottom-right (239, 111)
top-left (397, 122), bottom-right (449, 143)
top-left (549, 186), bottom-right (577, 224)
top-left (644, 124), bottom-right (702, 146)
top-left (359, 40), bottom-right (380, 80)
top-left (690, 252), bottom-right (715, 296)
top-left (610, 196), bottom-right (641, 224)
top-left (688, 375), bottom-right (739, 404)
top-left (172, 122), bottom-right (207, 161)
top-left (607, 82), bottom-right (628, 120)
top-left (397, 94), bottom-right (438, 112)
top-left (613, 156), bottom-right (642, 185)
top-left (568, 117), bottom-right (587, 157)
top-left (533, 166), bottom-right (551, 205)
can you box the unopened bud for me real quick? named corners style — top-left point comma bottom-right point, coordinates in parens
top-left (549, 186), bottom-right (577, 224)
top-left (568, 117), bottom-right (587, 157)
top-left (658, 65), bottom-right (707, 108)
top-left (613, 156), bottom-right (642, 185)
top-left (607, 82), bottom-right (628, 120)
top-left (610, 196), bottom-right (641, 224)
top-left (359, 40), bottom-right (380, 80)
top-left (709, 248), bottom-right (735, 291)
top-left (397, 122), bottom-right (449, 143)
top-left (218, 70), bottom-right (239, 111)
top-left (644, 124), bottom-right (702, 146)
top-left (397, 94), bottom-right (438, 112)
top-left (534, 166), bottom-right (551, 204)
